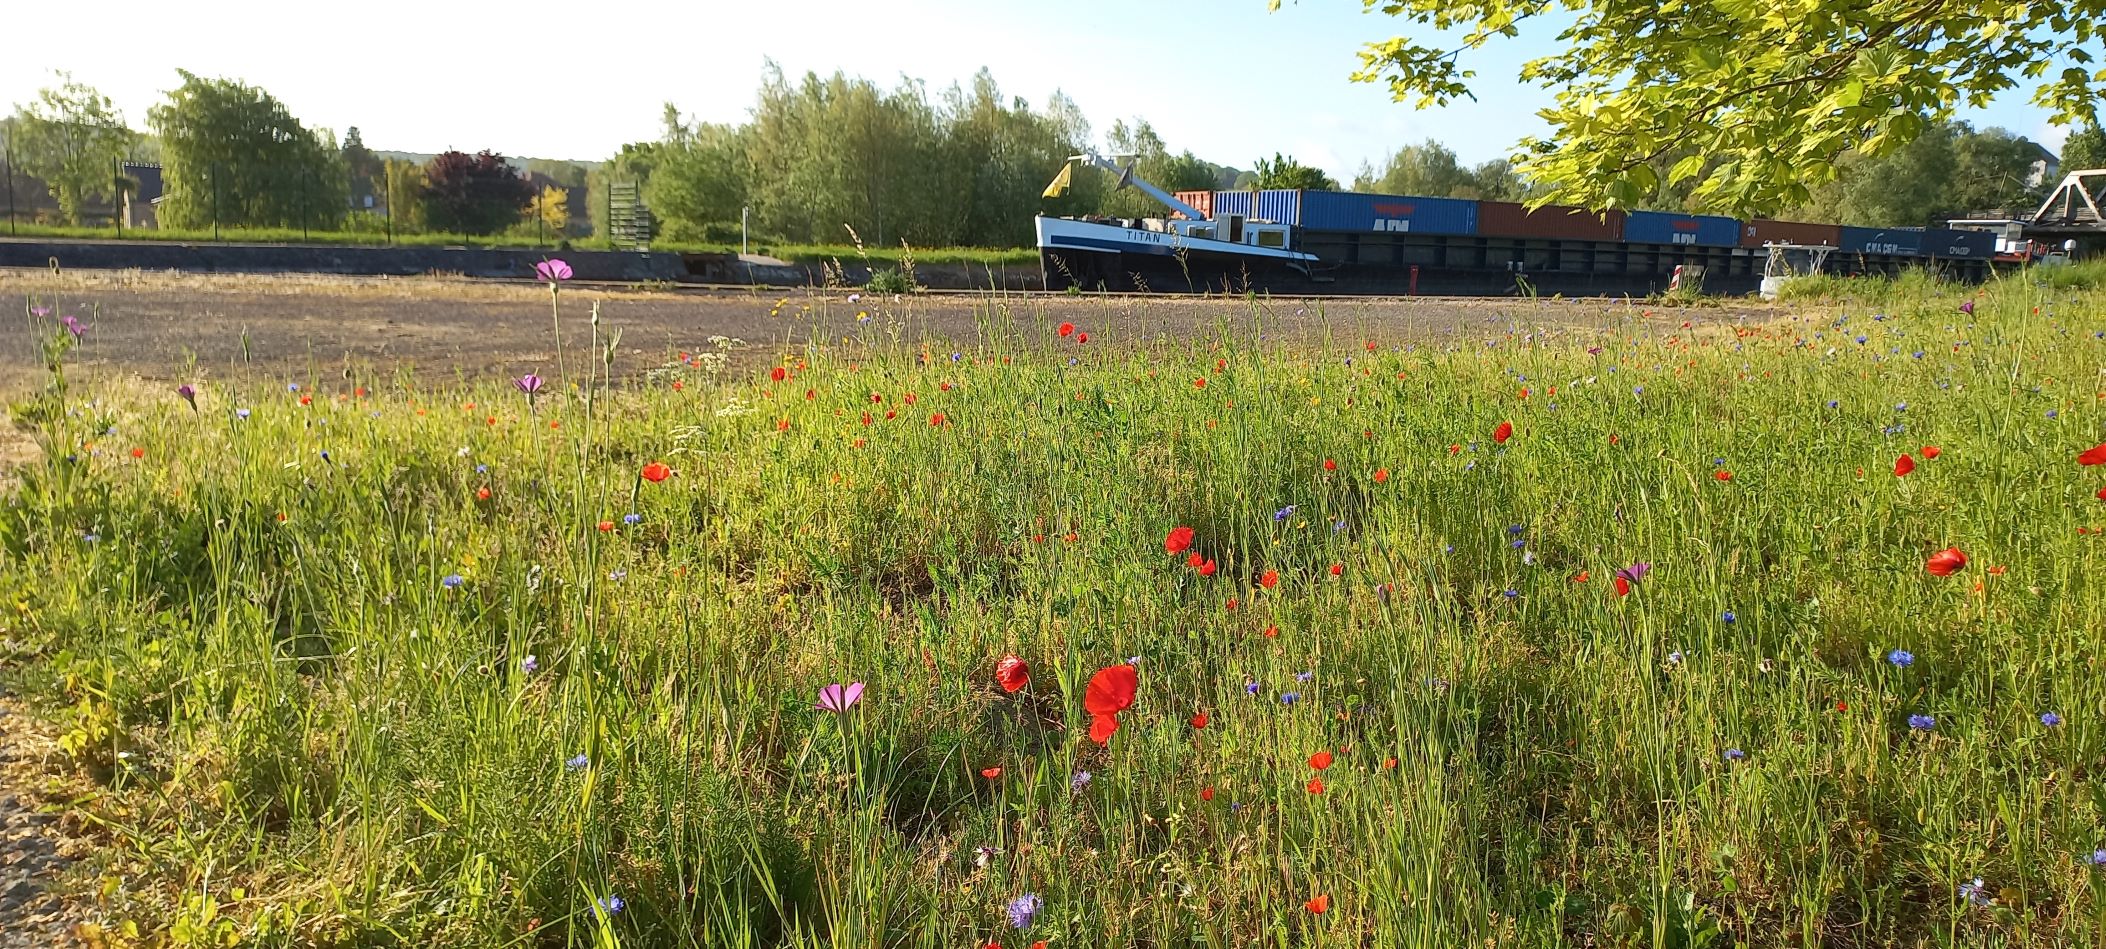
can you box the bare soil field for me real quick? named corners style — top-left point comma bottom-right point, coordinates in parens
top-left (0, 269), bottom-right (1761, 390)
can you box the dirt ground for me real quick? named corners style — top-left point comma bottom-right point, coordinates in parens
top-left (0, 269), bottom-right (1769, 391)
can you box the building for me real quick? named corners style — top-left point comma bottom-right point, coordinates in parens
top-left (121, 162), bottom-right (164, 229)
top-left (2024, 141), bottom-right (2061, 189)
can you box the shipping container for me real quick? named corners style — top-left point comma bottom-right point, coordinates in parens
top-left (1255, 190), bottom-right (1301, 225)
top-left (1922, 228), bottom-right (1995, 259)
top-left (1172, 190), bottom-right (1212, 220)
top-left (1478, 201), bottom-right (1624, 241)
top-left (1739, 218), bottom-right (1841, 248)
top-left (1212, 191), bottom-right (1253, 220)
top-left (1838, 226), bottom-right (1923, 256)
top-left (1624, 210), bottom-right (1741, 247)
top-left (1289, 190), bottom-right (1478, 235)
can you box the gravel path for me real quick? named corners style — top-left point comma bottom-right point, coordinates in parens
top-left (0, 690), bottom-right (90, 948)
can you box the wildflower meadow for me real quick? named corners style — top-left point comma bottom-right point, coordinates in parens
top-left (5, 272), bottom-right (2106, 948)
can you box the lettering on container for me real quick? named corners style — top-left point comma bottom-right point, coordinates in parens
top-left (1372, 202), bottom-right (1416, 232)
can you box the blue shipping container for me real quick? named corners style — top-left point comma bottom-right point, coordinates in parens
top-left (1294, 190), bottom-right (1478, 235)
top-left (1624, 211), bottom-right (1740, 247)
top-left (1255, 189), bottom-right (1301, 225)
top-left (1211, 191), bottom-right (1253, 219)
top-left (1839, 226), bottom-right (1923, 257)
top-left (1922, 228), bottom-right (1994, 259)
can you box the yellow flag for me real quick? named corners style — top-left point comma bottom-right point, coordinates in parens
top-left (1041, 162), bottom-right (1073, 198)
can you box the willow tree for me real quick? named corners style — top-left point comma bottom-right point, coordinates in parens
top-left (1300, 0), bottom-right (2105, 216)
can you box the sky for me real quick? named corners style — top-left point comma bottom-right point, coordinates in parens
top-left (2, 0), bottom-right (2072, 183)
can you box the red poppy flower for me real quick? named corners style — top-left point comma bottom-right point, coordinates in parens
top-left (1306, 777), bottom-right (1325, 794)
top-left (1200, 786), bottom-right (1214, 801)
top-left (1323, 458), bottom-right (1337, 471)
top-left (1893, 454), bottom-right (1915, 477)
top-left (1926, 547), bottom-right (1968, 576)
top-left (1076, 332), bottom-right (1088, 344)
top-left (1263, 624), bottom-right (1279, 638)
top-left (1835, 700), bottom-right (1847, 712)
top-left (2081, 443), bottom-right (2106, 466)
top-left (1713, 470), bottom-right (1732, 481)
top-left (1187, 552), bottom-right (1205, 568)
top-left (1329, 563), bottom-right (1342, 576)
top-left (1383, 756), bottom-right (1398, 769)
top-left (1373, 468), bottom-right (1389, 483)
top-left (1190, 711), bottom-right (1208, 729)
top-left (995, 655), bottom-right (1029, 693)
top-left (1165, 525), bottom-right (1195, 555)
top-left (597, 520), bottom-right (615, 532)
top-left (2098, 486), bottom-right (2106, 501)
top-left (1921, 445), bottom-right (1941, 459)
top-left (884, 410), bottom-right (896, 420)
top-left (641, 461), bottom-right (671, 483)
top-left (1493, 420), bottom-right (1513, 444)
top-left (1614, 576), bottom-right (1632, 597)
top-left (980, 766), bottom-right (1002, 779)
top-left (1259, 570), bottom-right (1279, 589)
top-left (1224, 596), bottom-right (1238, 610)
top-left (1448, 443), bottom-right (1461, 455)
top-left (1308, 750), bottom-right (1334, 770)
top-left (1306, 894), bottom-right (1330, 914)
top-left (1088, 713), bottom-right (1120, 743)
top-left (1198, 559), bottom-right (1217, 577)
top-left (130, 447), bottom-right (145, 458)
top-left (1084, 663), bottom-right (1137, 745)
top-left (1193, 377), bottom-right (1206, 388)
top-left (299, 395), bottom-right (312, 406)
top-left (476, 486), bottom-right (491, 501)
top-left (1571, 570), bottom-right (1590, 583)
top-left (861, 412), bottom-right (873, 425)
top-left (1058, 322), bottom-right (1075, 337)
top-left (904, 393), bottom-right (917, 405)
top-left (770, 366), bottom-right (787, 382)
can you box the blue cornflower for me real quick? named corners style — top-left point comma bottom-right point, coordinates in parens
top-left (608, 570), bottom-right (627, 581)
top-left (1887, 649), bottom-right (1914, 668)
top-left (1280, 692), bottom-right (1301, 705)
top-left (1909, 714), bottom-right (1936, 731)
top-left (1507, 524), bottom-right (1525, 535)
top-left (1893, 402), bottom-right (1907, 412)
top-left (1724, 748), bottom-right (1745, 762)
top-left (597, 895), bottom-right (624, 915)
top-left (1722, 610), bottom-right (1737, 624)
top-left (1332, 520), bottom-right (1347, 533)
top-left (1070, 770), bottom-right (1092, 793)
top-left (1912, 351), bottom-right (1924, 359)
top-left (566, 753), bottom-right (589, 769)
top-left (1712, 457), bottom-right (1726, 467)
top-left (1633, 386), bottom-right (1644, 395)
top-left (1245, 680), bottom-right (1260, 696)
top-left (1295, 671), bottom-right (1314, 682)
top-left (521, 654), bottom-right (538, 674)
top-left (1442, 544), bottom-right (1454, 554)
top-left (1006, 893), bottom-right (1042, 929)
top-left (1855, 335), bottom-right (1867, 345)
top-left (623, 513), bottom-right (642, 525)
top-left (950, 352), bottom-right (962, 362)
top-left (1826, 400), bottom-right (1839, 409)
top-left (1510, 538), bottom-right (1526, 549)
top-left (475, 463), bottom-right (488, 473)
top-left (2042, 712), bottom-right (2063, 727)
top-left (2091, 849), bottom-right (2106, 867)
top-left (235, 408), bottom-right (252, 419)
top-left (1667, 650), bottom-right (1684, 665)
top-left (442, 574), bottom-right (464, 589)
top-left (1958, 878), bottom-right (1991, 907)
top-left (1273, 505), bottom-right (1297, 521)
top-left (287, 383), bottom-right (300, 392)
top-left (82, 533), bottom-right (100, 544)
top-left (2048, 409), bottom-right (2060, 419)
top-left (1502, 588), bottom-right (1518, 599)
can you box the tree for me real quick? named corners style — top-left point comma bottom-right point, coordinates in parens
top-left (647, 106), bottom-right (749, 243)
top-left (12, 73), bottom-right (136, 225)
top-left (1305, 0), bottom-right (2106, 217)
top-left (2063, 123), bottom-right (2106, 174)
top-left (529, 184), bottom-right (569, 234)
top-left (420, 150), bottom-right (532, 236)
top-left (342, 126), bottom-right (380, 207)
top-left (1947, 126), bottom-right (2047, 215)
top-left (379, 158), bottom-right (426, 231)
top-left (149, 71), bottom-right (344, 230)
top-left (1252, 152), bottom-right (1337, 190)
top-left (1356, 141), bottom-right (1469, 196)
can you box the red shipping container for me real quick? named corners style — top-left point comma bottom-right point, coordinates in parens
top-left (1173, 190), bottom-right (1213, 220)
top-left (1478, 202), bottom-right (1624, 241)
top-left (1740, 219), bottom-right (1841, 248)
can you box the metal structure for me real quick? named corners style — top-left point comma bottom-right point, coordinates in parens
top-left (2029, 169), bottom-right (2106, 234)
top-left (606, 181), bottom-right (655, 251)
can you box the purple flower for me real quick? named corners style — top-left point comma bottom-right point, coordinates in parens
top-left (1909, 714), bottom-right (1936, 731)
top-left (1070, 770), bottom-right (1092, 792)
top-left (59, 315), bottom-right (87, 339)
top-left (2091, 849), bottom-right (2106, 867)
top-left (30, 306), bottom-right (51, 318)
top-left (596, 895), bottom-right (624, 915)
top-left (442, 574), bottom-right (464, 589)
top-left (1280, 691), bottom-right (1301, 705)
top-left (816, 682), bottom-right (865, 712)
top-left (1887, 649), bottom-right (1914, 668)
top-left (1006, 893), bottom-right (1042, 929)
top-left (1614, 562), bottom-right (1652, 585)
top-left (1958, 300), bottom-right (1975, 316)
top-left (521, 654), bottom-right (538, 674)
top-left (1958, 877), bottom-right (1990, 907)
top-left (177, 384), bottom-right (197, 409)
top-left (535, 259), bottom-right (573, 283)
top-left (2041, 712), bottom-right (2063, 727)
top-left (1724, 748), bottom-right (1745, 762)
top-left (566, 753), bottom-right (589, 770)
top-left (515, 373), bottom-right (545, 397)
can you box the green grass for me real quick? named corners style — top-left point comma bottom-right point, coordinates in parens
top-left (3, 280), bottom-right (2105, 947)
top-left (0, 221), bottom-right (1040, 268)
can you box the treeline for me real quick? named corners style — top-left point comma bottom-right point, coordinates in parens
top-left (4, 65), bottom-right (2075, 247)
